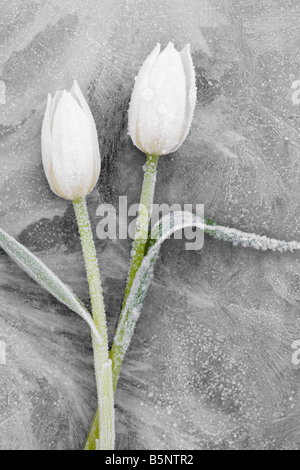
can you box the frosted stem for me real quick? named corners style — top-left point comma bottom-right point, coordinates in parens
top-left (111, 153), bottom-right (159, 382)
top-left (124, 154), bottom-right (159, 303)
top-left (73, 197), bottom-right (114, 451)
top-left (84, 153), bottom-right (159, 450)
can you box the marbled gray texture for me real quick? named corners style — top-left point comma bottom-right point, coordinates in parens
top-left (1, 0), bottom-right (300, 450)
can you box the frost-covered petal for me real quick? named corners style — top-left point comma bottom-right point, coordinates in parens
top-left (51, 91), bottom-right (95, 200)
top-left (138, 42), bottom-right (186, 155)
top-left (41, 94), bottom-right (53, 178)
top-left (49, 90), bottom-right (63, 129)
top-left (41, 94), bottom-right (61, 198)
top-left (128, 43), bottom-right (161, 150)
top-left (128, 42), bottom-right (196, 157)
top-left (172, 44), bottom-right (197, 152)
top-left (70, 80), bottom-right (101, 181)
top-left (41, 82), bottom-right (101, 201)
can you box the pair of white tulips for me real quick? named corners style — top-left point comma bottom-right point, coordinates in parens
top-left (41, 42), bottom-right (197, 200)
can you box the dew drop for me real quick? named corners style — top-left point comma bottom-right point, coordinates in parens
top-left (157, 104), bottom-right (167, 115)
top-left (142, 88), bottom-right (154, 101)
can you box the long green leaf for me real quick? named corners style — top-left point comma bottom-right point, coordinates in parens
top-left (0, 227), bottom-right (102, 344)
top-left (113, 209), bottom-right (300, 372)
top-left (85, 209), bottom-right (300, 449)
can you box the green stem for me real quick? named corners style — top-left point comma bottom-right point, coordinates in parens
top-left (111, 153), bottom-right (159, 382)
top-left (84, 153), bottom-right (159, 450)
top-left (122, 154), bottom-right (160, 307)
top-left (73, 197), bottom-right (114, 451)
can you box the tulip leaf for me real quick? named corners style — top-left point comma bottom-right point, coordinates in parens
top-left (111, 212), bottom-right (206, 376)
top-left (113, 209), bottom-right (300, 382)
top-left (85, 209), bottom-right (300, 450)
top-left (0, 227), bottom-right (102, 344)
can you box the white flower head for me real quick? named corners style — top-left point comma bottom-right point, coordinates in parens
top-left (41, 81), bottom-right (101, 200)
top-left (128, 42), bottom-right (197, 156)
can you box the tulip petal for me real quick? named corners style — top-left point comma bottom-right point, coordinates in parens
top-left (128, 42), bottom-right (197, 157)
top-left (41, 94), bottom-right (61, 198)
top-left (138, 42), bottom-right (187, 155)
top-left (49, 90), bottom-right (63, 130)
top-left (172, 44), bottom-right (197, 152)
top-left (51, 91), bottom-right (95, 200)
top-left (128, 43), bottom-right (161, 151)
top-left (41, 94), bottom-right (53, 178)
top-left (70, 80), bottom-right (101, 185)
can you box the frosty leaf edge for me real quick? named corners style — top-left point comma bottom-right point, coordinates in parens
top-left (0, 227), bottom-right (102, 345)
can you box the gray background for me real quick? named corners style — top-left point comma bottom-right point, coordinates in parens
top-left (0, 0), bottom-right (300, 450)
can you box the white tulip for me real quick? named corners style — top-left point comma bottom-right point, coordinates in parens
top-left (41, 80), bottom-right (101, 201)
top-left (128, 42), bottom-right (197, 157)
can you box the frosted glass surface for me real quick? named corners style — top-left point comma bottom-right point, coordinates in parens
top-left (0, 0), bottom-right (300, 450)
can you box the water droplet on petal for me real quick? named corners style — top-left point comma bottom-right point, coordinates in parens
top-left (157, 104), bottom-right (167, 115)
top-left (142, 88), bottom-right (154, 101)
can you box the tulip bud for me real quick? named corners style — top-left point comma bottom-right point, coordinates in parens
top-left (128, 42), bottom-right (197, 157)
top-left (41, 81), bottom-right (101, 201)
